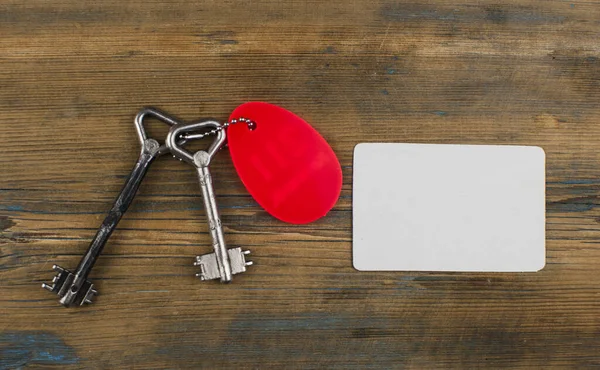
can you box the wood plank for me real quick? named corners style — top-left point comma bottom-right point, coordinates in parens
top-left (1, 0), bottom-right (600, 368)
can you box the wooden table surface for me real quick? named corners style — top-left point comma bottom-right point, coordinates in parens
top-left (1, 1), bottom-right (599, 368)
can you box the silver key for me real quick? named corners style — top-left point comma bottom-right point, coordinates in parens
top-left (166, 120), bottom-right (252, 282)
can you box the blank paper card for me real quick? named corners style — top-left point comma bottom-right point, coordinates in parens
top-left (352, 143), bottom-right (546, 272)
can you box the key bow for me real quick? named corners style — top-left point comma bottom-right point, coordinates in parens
top-left (166, 120), bottom-right (225, 167)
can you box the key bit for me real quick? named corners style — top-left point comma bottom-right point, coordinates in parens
top-left (166, 119), bottom-right (252, 283)
top-left (42, 108), bottom-right (182, 307)
top-left (42, 265), bottom-right (97, 306)
top-left (195, 248), bottom-right (253, 281)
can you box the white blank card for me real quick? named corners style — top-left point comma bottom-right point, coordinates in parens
top-left (353, 143), bottom-right (546, 272)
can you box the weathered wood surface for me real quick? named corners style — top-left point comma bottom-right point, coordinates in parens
top-left (1, 0), bottom-right (599, 368)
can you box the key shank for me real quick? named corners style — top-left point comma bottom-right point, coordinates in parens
top-left (82, 147), bottom-right (157, 274)
top-left (44, 139), bottom-right (161, 307)
top-left (60, 145), bottom-right (158, 305)
top-left (195, 152), bottom-right (232, 282)
top-left (44, 139), bottom-right (159, 306)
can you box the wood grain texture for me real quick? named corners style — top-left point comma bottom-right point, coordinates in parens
top-left (1, 0), bottom-right (599, 368)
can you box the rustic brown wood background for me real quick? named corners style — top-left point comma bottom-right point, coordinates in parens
top-left (1, 0), bottom-right (599, 368)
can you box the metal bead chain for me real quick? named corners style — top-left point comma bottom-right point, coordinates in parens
top-left (181, 117), bottom-right (256, 141)
top-left (224, 117), bottom-right (256, 131)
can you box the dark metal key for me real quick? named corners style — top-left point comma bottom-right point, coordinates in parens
top-left (42, 108), bottom-right (181, 307)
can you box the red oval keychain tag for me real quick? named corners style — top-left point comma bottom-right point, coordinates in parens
top-left (227, 102), bottom-right (342, 224)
